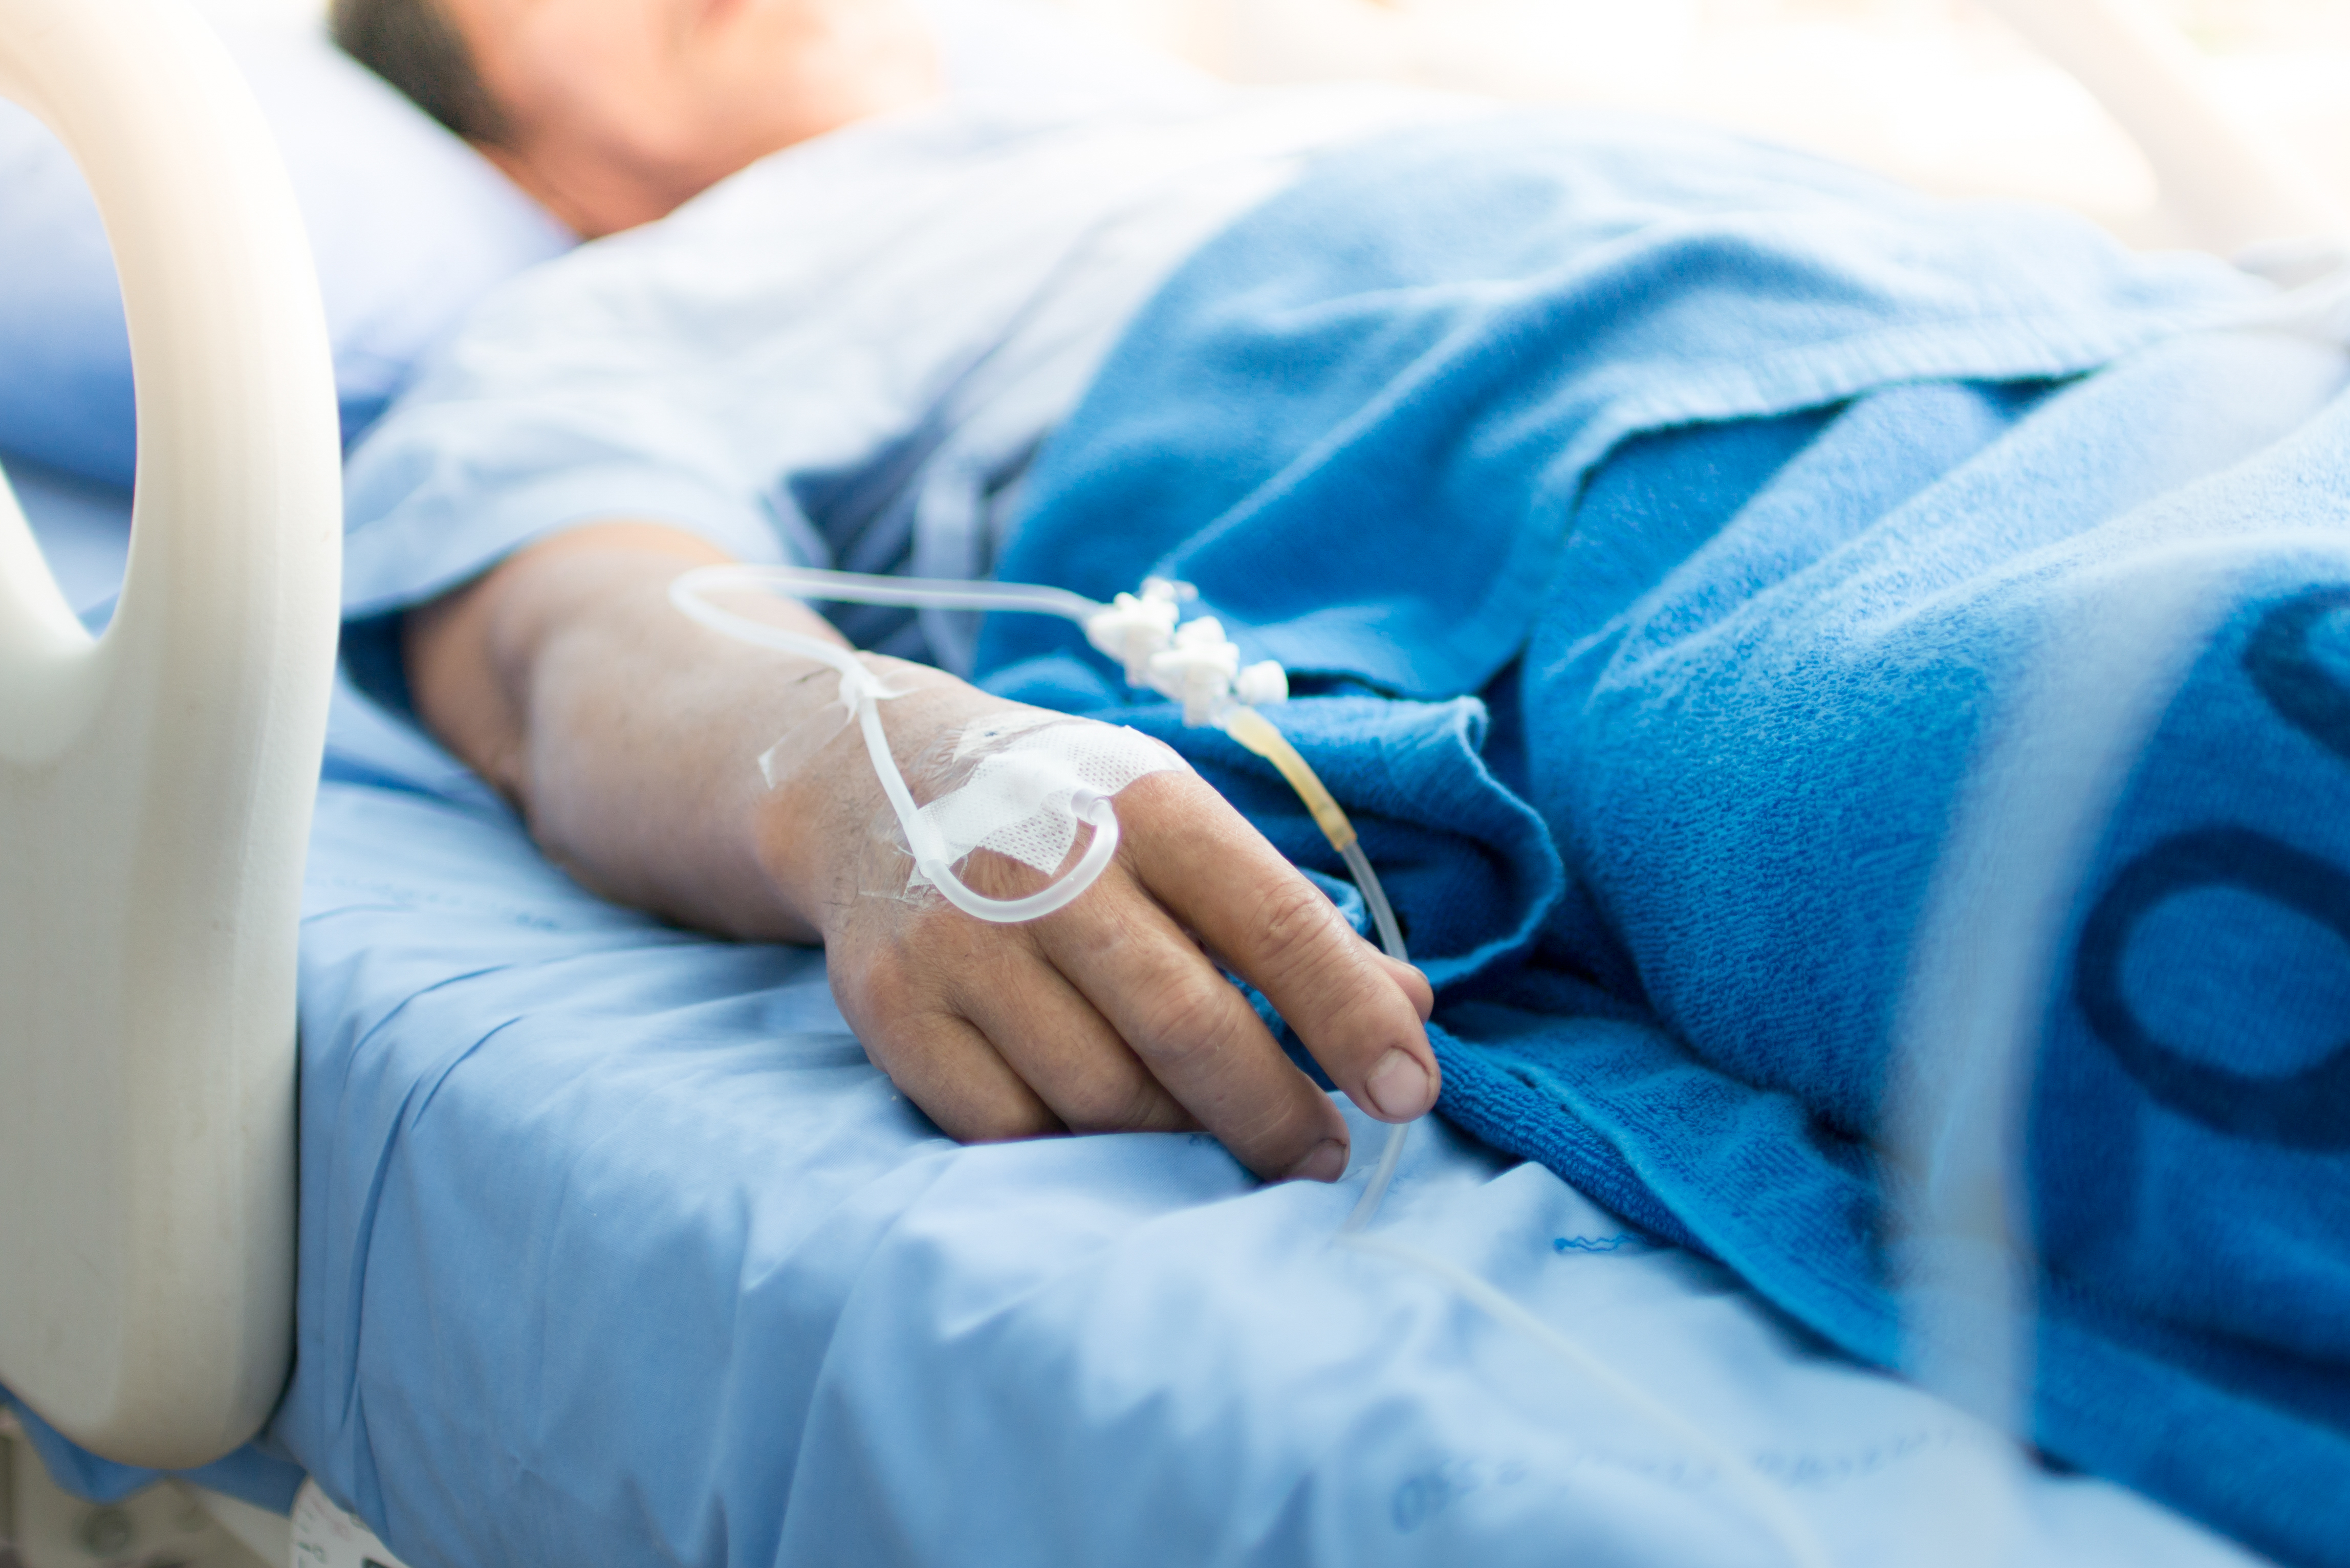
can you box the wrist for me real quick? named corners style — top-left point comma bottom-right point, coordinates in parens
top-left (750, 657), bottom-right (1013, 940)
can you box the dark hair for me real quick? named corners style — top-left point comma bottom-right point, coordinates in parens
top-left (330, 0), bottom-right (514, 146)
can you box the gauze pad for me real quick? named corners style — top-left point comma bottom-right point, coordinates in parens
top-left (911, 716), bottom-right (1189, 888)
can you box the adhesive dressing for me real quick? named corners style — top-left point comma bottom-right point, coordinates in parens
top-left (912, 715), bottom-right (1187, 888)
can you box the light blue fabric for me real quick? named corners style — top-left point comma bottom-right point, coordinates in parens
top-left (974, 114), bottom-right (2250, 700)
top-left (973, 116), bottom-right (2350, 1564)
top-left (336, 76), bottom-right (1466, 668)
top-left (263, 767), bottom-right (2242, 1568)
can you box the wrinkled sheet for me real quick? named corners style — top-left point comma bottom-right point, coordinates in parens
top-left (264, 757), bottom-right (2248, 1568)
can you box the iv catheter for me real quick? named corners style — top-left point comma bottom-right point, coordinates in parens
top-left (670, 564), bottom-right (1408, 946)
top-left (670, 563), bottom-right (1418, 1217)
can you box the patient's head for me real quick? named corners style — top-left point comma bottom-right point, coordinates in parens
top-left (331, 0), bottom-right (941, 237)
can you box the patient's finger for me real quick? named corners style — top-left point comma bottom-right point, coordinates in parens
top-left (952, 955), bottom-right (1196, 1136)
top-left (856, 1005), bottom-right (1065, 1144)
top-left (1371, 952), bottom-right (1436, 1021)
top-left (1036, 874), bottom-right (1350, 1183)
top-left (1120, 775), bottom-right (1440, 1125)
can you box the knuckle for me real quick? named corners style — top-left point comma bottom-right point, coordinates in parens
top-left (1061, 1074), bottom-right (1178, 1136)
top-left (830, 966), bottom-right (892, 1035)
top-left (832, 949), bottom-right (955, 1051)
top-left (1109, 775), bottom-right (1219, 860)
top-left (833, 946), bottom-right (909, 1021)
top-left (1115, 768), bottom-right (1198, 818)
top-left (960, 1102), bottom-right (1063, 1144)
top-left (1130, 970), bottom-right (1244, 1061)
top-left (1244, 875), bottom-right (1346, 977)
top-left (1228, 1101), bottom-right (1319, 1163)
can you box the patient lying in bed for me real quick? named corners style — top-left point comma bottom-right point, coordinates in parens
top-left (332, 0), bottom-right (2349, 1557)
top-left (342, 0), bottom-right (1453, 1188)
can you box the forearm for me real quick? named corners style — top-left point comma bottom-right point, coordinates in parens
top-left (403, 521), bottom-right (1439, 1177)
top-left (404, 524), bottom-right (978, 943)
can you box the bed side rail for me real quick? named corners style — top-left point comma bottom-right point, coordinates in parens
top-left (0, 0), bottom-right (340, 1469)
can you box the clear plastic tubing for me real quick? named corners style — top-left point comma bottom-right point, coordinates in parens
top-left (693, 562), bottom-right (1106, 623)
top-left (1212, 704), bottom-right (1413, 1224)
top-left (670, 567), bottom-right (1120, 924)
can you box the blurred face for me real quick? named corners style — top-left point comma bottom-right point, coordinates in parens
top-left (439, 0), bottom-right (943, 236)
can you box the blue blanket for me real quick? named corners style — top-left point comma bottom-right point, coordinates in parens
top-left (976, 115), bottom-right (2350, 1563)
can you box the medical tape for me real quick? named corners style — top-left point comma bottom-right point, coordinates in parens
top-left (911, 713), bottom-right (1186, 886)
top-left (671, 568), bottom-right (1182, 924)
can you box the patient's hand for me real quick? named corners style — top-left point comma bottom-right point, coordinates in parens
top-left (406, 525), bottom-right (1439, 1183)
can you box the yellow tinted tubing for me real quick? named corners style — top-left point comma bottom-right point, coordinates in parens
top-left (1222, 705), bottom-right (1358, 853)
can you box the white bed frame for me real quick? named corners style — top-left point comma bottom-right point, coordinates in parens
top-left (0, 0), bottom-right (2335, 1532)
top-left (0, 0), bottom-right (339, 1473)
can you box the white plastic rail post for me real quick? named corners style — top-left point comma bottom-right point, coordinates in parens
top-left (1977, 0), bottom-right (2349, 258)
top-left (0, 0), bottom-right (340, 1467)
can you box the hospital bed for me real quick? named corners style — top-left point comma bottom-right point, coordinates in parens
top-left (0, 1), bottom-right (2338, 1564)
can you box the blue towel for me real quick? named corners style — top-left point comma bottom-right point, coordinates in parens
top-left (977, 114), bottom-right (2349, 1562)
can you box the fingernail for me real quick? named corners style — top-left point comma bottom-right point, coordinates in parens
top-left (1365, 1049), bottom-right (1433, 1120)
top-left (1282, 1138), bottom-right (1348, 1184)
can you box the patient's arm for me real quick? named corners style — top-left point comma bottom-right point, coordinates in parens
top-left (405, 522), bottom-right (1439, 1182)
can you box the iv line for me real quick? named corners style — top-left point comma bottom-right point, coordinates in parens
top-left (670, 562), bottom-right (1409, 943)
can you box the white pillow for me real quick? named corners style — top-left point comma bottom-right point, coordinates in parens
top-left (0, 23), bottom-right (573, 488)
